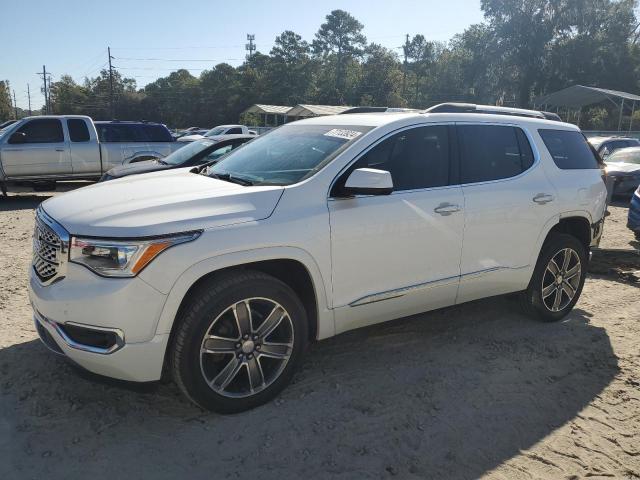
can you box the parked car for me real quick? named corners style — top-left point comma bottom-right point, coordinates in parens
top-left (178, 124), bottom-right (257, 142)
top-left (0, 119), bottom-right (17, 131)
top-left (29, 105), bottom-right (606, 413)
top-left (604, 147), bottom-right (640, 196)
top-left (175, 128), bottom-right (209, 139)
top-left (101, 135), bottom-right (254, 181)
top-left (588, 136), bottom-right (640, 160)
top-left (628, 185), bottom-right (640, 240)
top-left (0, 116), bottom-right (181, 194)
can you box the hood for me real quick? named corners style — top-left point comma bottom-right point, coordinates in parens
top-left (105, 160), bottom-right (172, 179)
top-left (606, 162), bottom-right (640, 175)
top-left (42, 168), bottom-right (284, 237)
top-left (177, 134), bottom-right (205, 142)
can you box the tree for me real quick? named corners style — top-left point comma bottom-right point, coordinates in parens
top-left (267, 31), bottom-right (315, 105)
top-left (0, 81), bottom-right (13, 121)
top-left (49, 75), bottom-right (89, 115)
top-left (481, 0), bottom-right (562, 107)
top-left (357, 44), bottom-right (404, 107)
top-left (405, 35), bottom-right (435, 106)
top-left (312, 9), bottom-right (367, 103)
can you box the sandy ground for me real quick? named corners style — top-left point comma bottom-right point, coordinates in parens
top-left (1, 189), bottom-right (639, 480)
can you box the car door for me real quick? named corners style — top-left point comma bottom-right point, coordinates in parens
top-left (455, 123), bottom-right (558, 303)
top-left (2, 118), bottom-right (71, 177)
top-left (67, 118), bottom-right (100, 175)
top-left (329, 124), bottom-right (464, 333)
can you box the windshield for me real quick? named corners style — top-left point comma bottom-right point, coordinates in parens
top-left (162, 139), bottom-right (218, 165)
top-left (208, 124), bottom-right (372, 185)
top-left (204, 127), bottom-right (227, 137)
top-left (608, 149), bottom-right (640, 165)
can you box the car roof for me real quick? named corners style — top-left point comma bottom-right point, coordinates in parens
top-left (293, 111), bottom-right (579, 130)
top-left (94, 120), bottom-right (165, 126)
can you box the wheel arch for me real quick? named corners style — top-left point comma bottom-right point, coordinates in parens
top-left (155, 248), bottom-right (333, 348)
top-left (530, 212), bottom-right (593, 267)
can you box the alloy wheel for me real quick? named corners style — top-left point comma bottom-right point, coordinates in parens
top-left (541, 248), bottom-right (582, 312)
top-left (199, 297), bottom-right (294, 398)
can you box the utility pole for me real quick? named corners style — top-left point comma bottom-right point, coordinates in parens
top-left (26, 84), bottom-right (32, 115)
top-left (12, 90), bottom-right (18, 119)
top-left (402, 34), bottom-right (410, 100)
top-left (108, 46), bottom-right (115, 119)
top-left (245, 34), bottom-right (256, 60)
top-left (46, 74), bottom-right (53, 112)
top-left (36, 65), bottom-right (49, 114)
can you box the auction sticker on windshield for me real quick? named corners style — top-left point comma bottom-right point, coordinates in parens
top-left (324, 129), bottom-right (362, 140)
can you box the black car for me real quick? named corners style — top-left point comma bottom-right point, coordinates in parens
top-left (100, 135), bottom-right (254, 181)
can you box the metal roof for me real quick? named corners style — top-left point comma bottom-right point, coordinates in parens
top-left (533, 85), bottom-right (640, 108)
top-left (287, 104), bottom-right (353, 117)
top-left (243, 104), bottom-right (293, 115)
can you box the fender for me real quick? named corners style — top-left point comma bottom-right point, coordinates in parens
top-left (152, 246), bottom-right (335, 341)
top-left (528, 209), bottom-right (594, 268)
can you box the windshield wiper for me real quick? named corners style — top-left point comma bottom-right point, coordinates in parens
top-left (210, 172), bottom-right (254, 186)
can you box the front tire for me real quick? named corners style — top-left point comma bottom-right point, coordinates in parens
top-left (170, 270), bottom-right (308, 413)
top-left (520, 233), bottom-right (588, 322)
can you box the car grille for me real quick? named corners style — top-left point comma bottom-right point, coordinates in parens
top-left (32, 216), bottom-right (62, 282)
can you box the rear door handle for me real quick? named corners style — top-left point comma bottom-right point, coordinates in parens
top-left (55, 148), bottom-right (65, 152)
top-left (434, 203), bottom-right (461, 216)
top-left (533, 193), bottom-right (554, 204)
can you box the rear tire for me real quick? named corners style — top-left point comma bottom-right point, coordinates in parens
top-left (170, 270), bottom-right (308, 413)
top-left (520, 233), bottom-right (588, 322)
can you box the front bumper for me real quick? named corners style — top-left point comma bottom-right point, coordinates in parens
top-left (28, 265), bottom-right (170, 382)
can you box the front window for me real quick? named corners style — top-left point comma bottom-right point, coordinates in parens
top-left (208, 124), bottom-right (372, 185)
top-left (161, 139), bottom-right (220, 166)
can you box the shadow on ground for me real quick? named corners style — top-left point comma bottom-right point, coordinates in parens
top-left (0, 296), bottom-right (618, 480)
top-left (0, 194), bottom-right (51, 212)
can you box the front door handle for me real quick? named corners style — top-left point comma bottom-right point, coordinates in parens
top-left (533, 193), bottom-right (554, 204)
top-left (55, 148), bottom-right (65, 152)
top-left (434, 203), bottom-right (461, 216)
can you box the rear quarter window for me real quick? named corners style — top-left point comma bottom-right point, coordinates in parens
top-left (539, 129), bottom-right (600, 169)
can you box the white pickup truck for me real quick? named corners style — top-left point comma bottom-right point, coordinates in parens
top-left (0, 115), bottom-right (182, 194)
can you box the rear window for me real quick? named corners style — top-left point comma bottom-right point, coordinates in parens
top-left (67, 119), bottom-right (90, 142)
top-left (539, 129), bottom-right (600, 169)
top-left (140, 124), bottom-right (173, 142)
top-left (459, 125), bottom-right (535, 184)
top-left (96, 123), bottom-right (172, 143)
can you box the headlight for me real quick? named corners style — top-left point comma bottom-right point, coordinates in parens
top-left (70, 231), bottom-right (200, 277)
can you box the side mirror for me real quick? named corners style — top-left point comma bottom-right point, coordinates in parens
top-left (8, 131), bottom-right (26, 144)
top-left (342, 168), bottom-right (393, 196)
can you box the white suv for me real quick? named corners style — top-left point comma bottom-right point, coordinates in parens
top-left (29, 105), bottom-right (607, 412)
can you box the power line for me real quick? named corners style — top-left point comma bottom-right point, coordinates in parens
top-left (116, 57), bottom-right (241, 62)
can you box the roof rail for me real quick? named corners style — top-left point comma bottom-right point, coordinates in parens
top-left (425, 103), bottom-right (560, 121)
top-left (340, 106), bottom-right (422, 114)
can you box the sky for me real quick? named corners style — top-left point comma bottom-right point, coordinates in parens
top-left (1, 0), bottom-right (484, 111)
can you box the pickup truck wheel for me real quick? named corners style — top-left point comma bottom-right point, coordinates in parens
top-left (520, 233), bottom-right (587, 322)
top-left (170, 270), bottom-right (308, 413)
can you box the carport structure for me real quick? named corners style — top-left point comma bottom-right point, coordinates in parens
top-left (242, 104), bottom-right (292, 127)
top-left (533, 85), bottom-right (640, 131)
